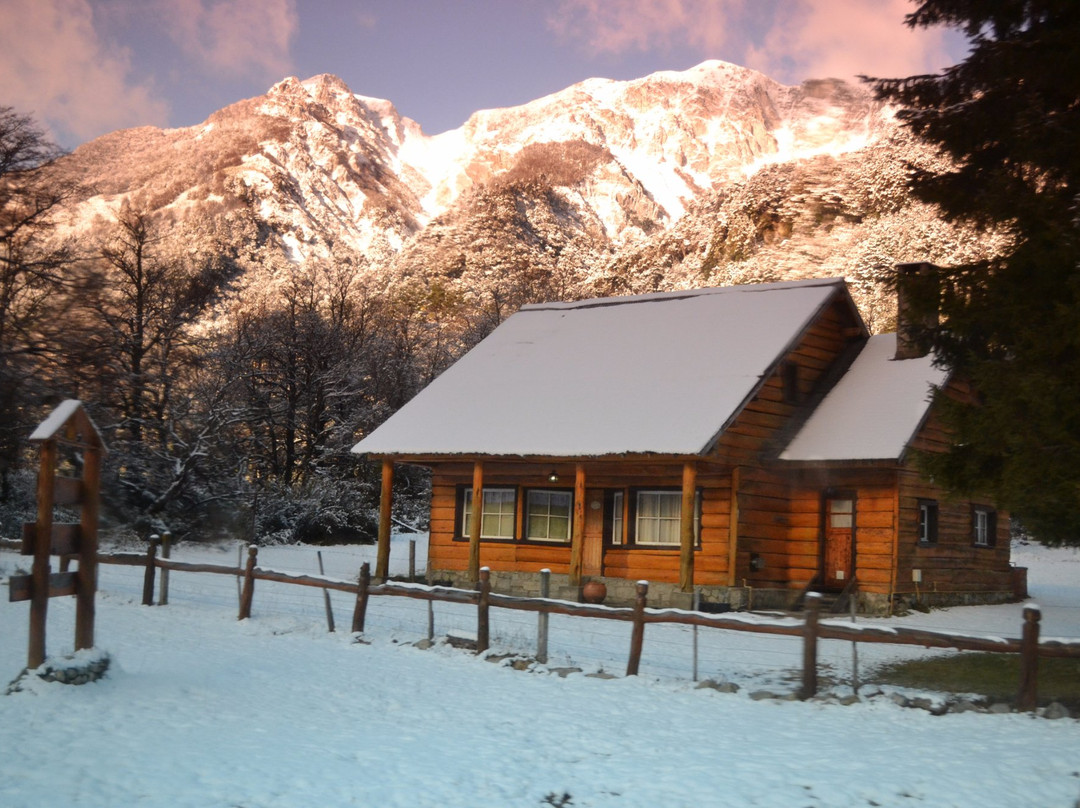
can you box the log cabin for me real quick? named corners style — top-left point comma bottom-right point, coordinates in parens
top-left (351, 269), bottom-right (1016, 613)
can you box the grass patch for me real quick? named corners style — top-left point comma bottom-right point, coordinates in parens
top-left (869, 653), bottom-right (1080, 709)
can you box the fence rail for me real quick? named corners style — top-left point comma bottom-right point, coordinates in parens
top-left (80, 541), bottom-right (1080, 710)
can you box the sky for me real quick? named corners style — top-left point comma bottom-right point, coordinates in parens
top-left (1, 0), bottom-right (970, 150)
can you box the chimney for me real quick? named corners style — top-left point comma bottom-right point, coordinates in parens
top-left (895, 262), bottom-right (939, 360)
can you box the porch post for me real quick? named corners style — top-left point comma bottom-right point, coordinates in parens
top-left (467, 460), bottom-right (484, 584)
top-left (680, 460), bottom-right (697, 593)
top-left (569, 463), bottom-right (586, 586)
top-left (375, 458), bottom-right (394, 582)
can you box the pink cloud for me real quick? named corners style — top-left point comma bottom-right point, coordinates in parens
top-left (157, 0), bottom-right (298, 79)
top-left (0, 0), bottom-right (169, 143)
top-left (549, 0), bottom-right (962, 83)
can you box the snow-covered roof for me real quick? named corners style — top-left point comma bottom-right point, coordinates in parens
top-left (28, 399), bottom-right (106, 449)
top-left (779, 333), bottom-right (949, 462)
top-left (352, 279), bottom-right (847, 458)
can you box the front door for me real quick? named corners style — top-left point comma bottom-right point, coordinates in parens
top-left (822, 495), bottom-right (855, 591)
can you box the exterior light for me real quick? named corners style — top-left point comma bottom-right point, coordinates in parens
top-left (548, 470), bottom-right (559, 483)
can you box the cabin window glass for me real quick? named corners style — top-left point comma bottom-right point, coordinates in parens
top-left (636, 491), bottom-right (681, 544)
top-left (526, 490), bottom-right (572, 542)
top-left (462, 488), bottom-right (516, 539)
top-left (917, 499), bottom-right (938, 544)
top-left (611, 491), bottom-right (624, 545)
top-left (829, 499), bottom-right (854, 529)
top-left (973, 506), bottom-right (995, 547)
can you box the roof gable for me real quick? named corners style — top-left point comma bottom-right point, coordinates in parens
top-left (352, 278), bottom-right (852, 458)
top-left (779, 333), bottom-right (948, 462)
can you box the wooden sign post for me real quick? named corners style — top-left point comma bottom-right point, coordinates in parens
top-left (9, 401), bottom-right (106, 669)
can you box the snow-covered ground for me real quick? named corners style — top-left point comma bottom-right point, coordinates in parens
top-left (1, 535), bottom-right (1078, 808)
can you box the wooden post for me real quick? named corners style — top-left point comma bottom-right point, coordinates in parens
top-left (800, 592), bottom-right (822, 700)
top-left (317, 550), bottom-right (335, 632)
top-left (477, 567), bottom-right (491, 654)
top-left (468, 461), bottom-right (483, 584)
top-left (351, 562), bottom-right (371, 634)
top-left (376, 458), bottom-right (394, 582)
top-left (141, 536), bottom-right (160, 607)
top-left (727, 466), bottom-right (741, 587)
top-left (238, 544), bottom-right (257, 620)
top-left (692, 589), bottom-right (701, 682)
top-left (157, 530), bottom-right (171, 607)
top-left (408, 539), bottom-right (416, 582)
top-left (569, 463), bottom-right (586, 587)
top-left (537, 568), bottom-right (550, 664)
top-left (28, 440), bottom-right (57, 669)
top-left (626, 580), bottom-right (649, 676)
top-left (427, 600), bottom-right (435, 642)
top-left (1017, 605), bottom-right (1041, 712)
top-left (680, 460), bottom-right (697, 592)
top-left (75, 444), bottom-right (102, 648)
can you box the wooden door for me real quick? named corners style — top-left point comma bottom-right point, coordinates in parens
top-left (822, 495), bottom-right (855, 591)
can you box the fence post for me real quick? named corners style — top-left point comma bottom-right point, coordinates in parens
top-left (537, 568), bottom-right (550, 664)
top-left (692, 589), bottom-right (701, 682)
top-left (800, 592), bottom-right (822, 700)
top-left (238, 544), bottom-right (257, 620)
top-left (142, 536), bottom-right (160, 606)
top-left (409, 539), bottom-right (416, 582)
top-left (476, 567), bottom-right (491, 654)
top-left (158, 531), bottom-right (171, 606)
top-left (351, 562), bottom-right (370, 634)
top-left (427, 600), bottom-right (435, 642)
top-left (1017, 604), bottom-right (1041, 712)
top-left (626, 580), bottom-right (649, 676)
top-left (316, 550), bottom-right (335, 632)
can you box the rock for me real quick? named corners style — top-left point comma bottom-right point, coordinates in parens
top-left (949, 700), bottom-right (983, 714)
top-left (511, 658), bottom-right (532, 671)
top-left (1041, 702), bottom-right (1071, 720)
top-left (412, 638), bottom-right (434, 650)
top-left (696, 679), bottom-right (739, 693)
top-left (548, 667), bottom-right (583, 678)
top-left (889, 693), bottom-right (910, 708)
top-left (585, 671), bottom-right (618, 680)
top-left (989, 703), bottom-right (1012, 714)
top-left (837, 694), bottom-right (860, 706)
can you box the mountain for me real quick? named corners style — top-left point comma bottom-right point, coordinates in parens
top-left (46, 59), bottom-right (1001, 330)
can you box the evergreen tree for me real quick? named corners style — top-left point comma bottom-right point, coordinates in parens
top-left (873, 2), bottom-right (1080, 543)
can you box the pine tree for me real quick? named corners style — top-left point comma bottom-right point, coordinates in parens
top-left (873, 2), bottom-right (1080, 544)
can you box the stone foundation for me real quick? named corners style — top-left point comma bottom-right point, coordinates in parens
top-left (426, 569), bottom-right (1017, 616)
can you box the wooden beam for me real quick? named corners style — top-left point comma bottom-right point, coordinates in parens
top-left (21, 522), bottom-right (81, 556)
top-left (75, 445), bottom-right (102, 650)
top-left (8, 571), bottom-right (78, 602)
top-left (376, 458), bottom-right (394, 582)
top-left (680, 460), bottom-right (697, 592)
top-left (28, 440), bottom-right (57, 669)
top-left (569, 463), bottom-right (586, 586)
top-left (727, 466), bottom-right (741, 587)
top-left (467, 461), bottom-right (483, 584)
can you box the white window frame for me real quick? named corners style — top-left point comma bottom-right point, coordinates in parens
top-left (973, 506), bottom-right (992, 547)
top-left (633, 489), bottom-right (700, 546)
top-left (462, 487), bottom-right (516, 540)
top-left (611, 491), bottom-right (624, 545)
top-left (918, 499), bottom-right (938, 544)
top-left (525, 489), bottom-right (572, 543)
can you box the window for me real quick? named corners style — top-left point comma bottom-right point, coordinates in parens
top-left (632, 490), bottom-right (701, 546)
top-left (610, 491), bottom-right (624, 545)
top-left (973, 506), bottom-right (996, 547)
top-left (829, 499), bottom-right (854, 529)
top-left (462, 488), bottom-right (516, 539)
top-left (526, 489), bottom-right (572, 542)
top-left (917, 499), bottom-right (938, 544)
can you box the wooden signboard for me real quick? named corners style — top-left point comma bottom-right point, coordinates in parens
top-left (9, 400), bottom-right (106, 669)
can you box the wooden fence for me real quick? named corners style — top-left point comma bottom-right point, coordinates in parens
top-left (85, 540), bottom-right (1080, 711)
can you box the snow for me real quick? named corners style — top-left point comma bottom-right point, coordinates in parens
top-left (780, 333), bottom-right (949, 461)
top-left (353, 279), bottom-right (844, 458)
top-left (1, 537), bottom-right (1078, 807)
